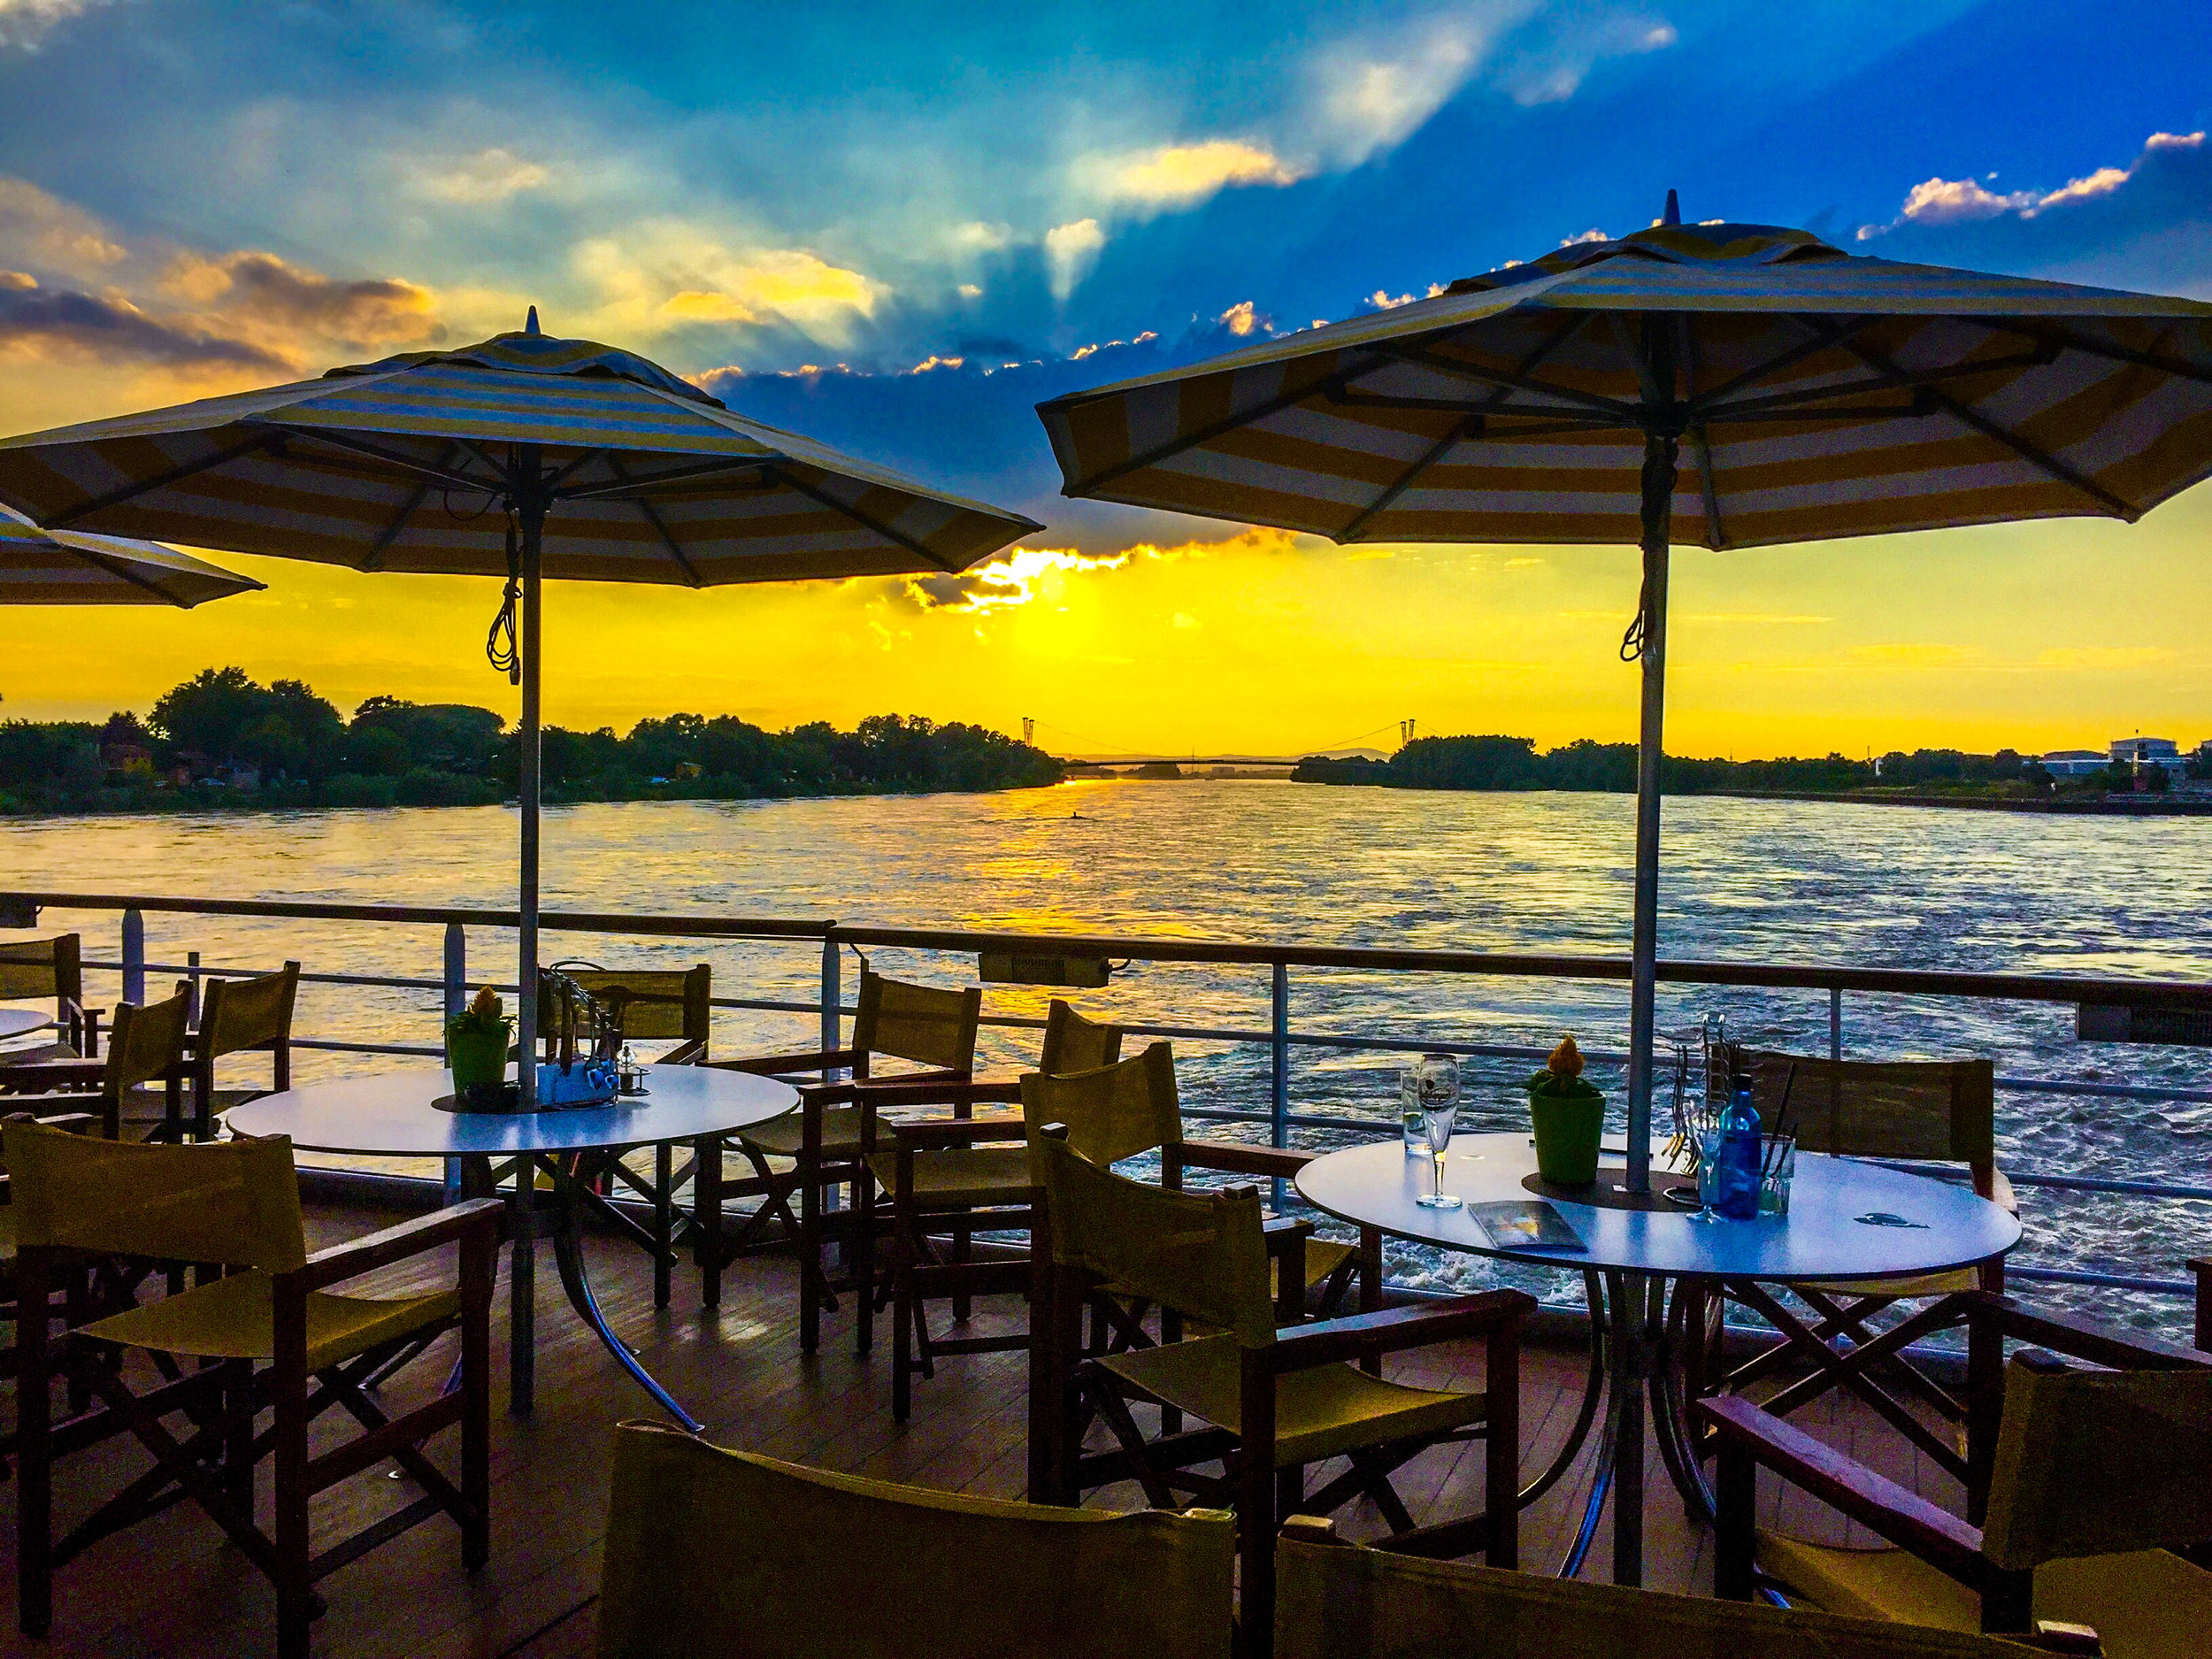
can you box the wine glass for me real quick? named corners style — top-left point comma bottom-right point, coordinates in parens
top-left (1416, 1100), bottom-right (1462, 1210)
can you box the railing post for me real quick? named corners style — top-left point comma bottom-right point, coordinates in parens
top-left (184, 949), bottom-right (202, 1025)
top-left (442, 922), bottom-right (467, 1204)
top-left (820, 934), bottom-right (841, 1059)
top-left (1271, 961), bottom-right (1290, 1209)
top-left (120, 907), bottom-right (145, 1006)
top-left (1829, 986), bottom-right (1843, 1063)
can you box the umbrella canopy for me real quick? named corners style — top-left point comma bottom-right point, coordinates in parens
top-left (0, 316), bottom-right (1035, 581)
top-left (0, 314), bottom-right (1041, 1138)
top-left (0, 510), bottom-right (263, 607)
top-left (1040, 210), bottom-right (2212, 1194)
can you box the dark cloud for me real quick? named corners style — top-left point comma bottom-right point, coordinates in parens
top-left (0, 274), bottom-right (290, 371)
top-left (166, 251), bottom-right (444, 349)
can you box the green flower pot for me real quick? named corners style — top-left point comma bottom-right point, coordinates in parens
top-left (1529, 1087), bottom-right (1605, 1186)
top-left (447, 1025), bottom-right (511, 1094)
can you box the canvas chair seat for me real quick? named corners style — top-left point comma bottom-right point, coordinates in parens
top-left (1755, 1532), bottom-right (2212, 1659)
top-left (864, 1145), bottom-right (1032, 1210)
top-left (1298, 1239), bottom-right (1356, 1292)
top-left (1098, 1332), bottom-right (1489, 1466)
top-left (80, 1268), bottom-right (461, 1371)
top-left (741, 1105), bottom-right (866, 1161)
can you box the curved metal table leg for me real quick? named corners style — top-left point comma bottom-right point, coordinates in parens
top-left (1648, 1278), bottom-right (1716, 1521)
top-left (545, 1154), bottom-right (704, 1434)
top-left (1520, 1271), bottom-right (1608, 1512)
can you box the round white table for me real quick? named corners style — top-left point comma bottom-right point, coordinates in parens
top-left (229, 1064), bottom-right (796, 1431)
top-left (0, 1007), bottom-right (53, 1043)
top-left (1296, 1133), bottom-right (2020, 1585)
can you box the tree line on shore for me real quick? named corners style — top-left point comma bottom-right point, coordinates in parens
top-left (0, 667), bottom-right (1062, 813)
top-left (1291, 734), bottom-right (2205, 795)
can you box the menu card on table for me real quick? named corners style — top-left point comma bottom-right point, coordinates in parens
top-left (1471, 1201), bottom-right (1586, 1253)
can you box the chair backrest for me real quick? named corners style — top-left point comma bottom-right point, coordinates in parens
top-left (106, 989), bottom-right (193, 1094)
top-left (0, 933), bottom-right (81, 1014)
top-left (1744, 1051), bottom-right (1994, 1172)
top-left (1029, 1131), bottom-right (1273, 1348)
top-left (852, 970), bottom-right (980, 1072)
top-left (1022, 1041), bottom-right (1179, 1167)
top-left (199, 962), bottom-right (300, 1063)
top-left (596, 1422), bottom-right (1234, 1659)
top-left (2, 1118), bottom-right (306, 1271)
top-left (1272, 1534), bottom-right (2037, 1659)
top-left (538, 965), bottom-right (710, 1045)
top-left (1980, 1352), bottom-right (2212, 1571)
top-left (1040, 997), bottom-right (1124, 1075)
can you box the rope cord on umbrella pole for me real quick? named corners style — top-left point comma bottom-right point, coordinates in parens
top-left (488, 511), bottom-right (522, 684)
top-left (1619, 432), bottom-right (1678, 662)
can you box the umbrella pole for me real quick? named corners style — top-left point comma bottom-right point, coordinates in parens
top-left (1624, 430), bottom-right (1678, 1195)
top-left (512, 489), bottom-right (545, 1414)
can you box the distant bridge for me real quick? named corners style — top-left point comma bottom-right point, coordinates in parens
top-left (1053, 756), bottom-right (1340, 768)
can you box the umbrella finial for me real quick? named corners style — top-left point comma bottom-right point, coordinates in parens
top-left (525, 305), bottom-right (541, 336)
top-left (1663, 188), bottom-right (1681, 227)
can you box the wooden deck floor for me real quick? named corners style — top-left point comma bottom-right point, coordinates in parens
top-left (0, 1200), bottom-right (1960, 1659)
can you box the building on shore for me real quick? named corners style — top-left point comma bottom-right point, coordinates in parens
top-left (2040, 749), bottom-right (2108, 777)
top-left (2110, 736), bottom-right (2191, 780)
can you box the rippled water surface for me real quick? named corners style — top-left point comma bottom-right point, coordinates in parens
top-left (4, 781), bottom-right (2207, 1334)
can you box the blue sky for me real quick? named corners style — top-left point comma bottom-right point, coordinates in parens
top-left (4, 1), bottom-right (2211, 750)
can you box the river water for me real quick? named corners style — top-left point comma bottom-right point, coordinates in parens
top-left (4, 780), bottom-right (2207, 1337)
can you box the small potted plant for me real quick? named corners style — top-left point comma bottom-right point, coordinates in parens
top-left (1528, 1034), bottom-right (1605, 1186)
top-left (446, 986), bottom-right (513, 1105)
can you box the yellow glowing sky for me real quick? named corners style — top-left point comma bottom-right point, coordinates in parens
top-left (11, 483), bottom-right (2210, 759)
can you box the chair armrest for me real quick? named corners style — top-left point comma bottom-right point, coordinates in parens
top-left (851, 1076), bottom-right (1020, 1109)
top-left (1268, 1288), bottom-right (1533, 1372)
top-left (1172, 1139), bottom-right (1314, 1180)
top-left (709, 1048), bottom-right (856, 1079)
top-left (1700, 1394), bottom-right (1986, 1581)
top-left (1989, 1165), bottom-right (2018, 1215)
top-left (1973, 1291), bottom-right (2212, 1371)
top-left (294, 1198), bottom-right (503, 1293)
top-left (0, 1107), bottom-right (100, 1135)
top-left (654, 1038), bottom-right (705, 1066)
top-left (880, 1115), bottom-right (1027, 1151)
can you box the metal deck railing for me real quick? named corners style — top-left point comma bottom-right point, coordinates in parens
top-left (10, 888), bottom-right (2210, 1304)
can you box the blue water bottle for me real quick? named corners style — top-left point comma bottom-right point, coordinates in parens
top-left (1714, 1079), bottom-right (1763, 1220)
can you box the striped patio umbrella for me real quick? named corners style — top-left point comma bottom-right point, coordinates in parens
top-left (1, 510), bottom-right (262, 607)
top-left (0, 311), bottom-right (1041, 1112)
top-left (1039, 204), bottom-right (2212, 1193)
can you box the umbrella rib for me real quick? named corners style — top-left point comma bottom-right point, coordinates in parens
top-left (41, 432), bottom-right (283, 529)
top-left (1684, 318), bottom-right (1875, 413)
top-left (766, 465), bottom-right (962, 573)
top-left (271, 426), bottom-right (505, 496)
top-left (1971, 319), bottom-right (2212, 387)
top-left (603, 455), bottom-right (703, 588)
top-left (1830, 333), bottom-right (2138, 519)
top-left (360, 442), bottom-right (463, 573)
top-left (1700, 349), bottom-right (2054, 422)
top-left (1337, 313), bottom-right (1597, 541)
top-left (1373, 342), bottom-right (1640, 422)
top-left (1336, 417), bottom-right (1479, 542)
top-left (1689, 424), bottom-right (1724, 550)
top-left (61, 541), bottom-right (193, 607)
top-left (1066, 357), bottom-right (1389, 493)
top-left (557, 457), bottom-right (780, 503)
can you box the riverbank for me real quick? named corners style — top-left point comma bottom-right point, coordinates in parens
top-left (1708, 788), bottom-right (2212, 816)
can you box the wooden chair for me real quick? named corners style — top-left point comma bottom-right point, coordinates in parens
top-left (1686, 1052), bottom-right (2008, 1483)
top-left (538, 962), bottom-right (710, 1307)
top-left (875, 1026), bottom-right (1381, 1425)
top-left (702, 969), bottom-right (981, 1354)
top-left (177, 960), bottom-right (301, 1141)
top-left (864, 997), bottom-right (1123, 1421)
top-left (1028, 1129), bottom-right (1531, 1642)
top-left (597, 1419), bottom-right (1235, 1658)
top-left (1273, 1515), bottom-right (2096, 1659)
top-left (0, 934), bottom-right (96, 1067)
top-left (1705, 1292), bottom-right (2212, 1659)
top-left (7, 1121), bottom-right (499, 1659)
top-left (0, 990), bottom-right (192, 1141)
